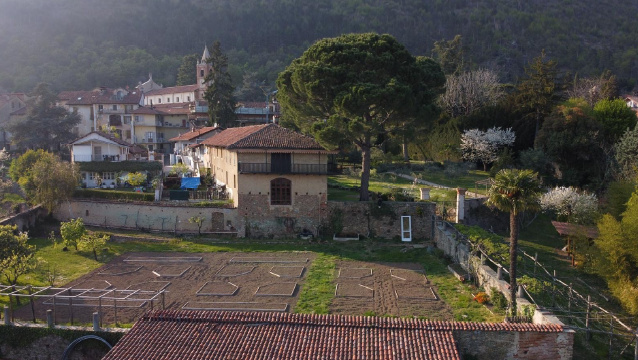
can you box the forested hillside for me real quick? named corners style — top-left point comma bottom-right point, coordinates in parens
top-left (1, 0), bottom-right (638, 93)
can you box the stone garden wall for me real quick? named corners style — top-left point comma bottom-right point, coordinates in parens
top-left (0, 205), bottom-right (48, 232)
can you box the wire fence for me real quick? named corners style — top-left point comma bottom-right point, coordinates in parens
top-left (436, 219), bottom-right (638, 359)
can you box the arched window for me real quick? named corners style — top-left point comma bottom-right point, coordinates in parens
top-left (271, 178), bottom-right (291, 205)
top-left (200, 69), bottom-right (205, 77)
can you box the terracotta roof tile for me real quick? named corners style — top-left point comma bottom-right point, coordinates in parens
top-left (145, 84), bottom-right (199, 96)
top-left (551, 221), bottom-right (598, 239)
top-left (103, 311), bottom-right (467, 360)
top-left (169, 126), bottom-right (220, 142)
top-left (238, 101), bottom-right (267, 108)
top-left (202, 124), bottom-right (326, 151)
top-left (60, 89), bottom-right (141, 105)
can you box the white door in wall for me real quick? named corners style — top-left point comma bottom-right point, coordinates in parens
top-left (401, 216), bottom-right (412, 242)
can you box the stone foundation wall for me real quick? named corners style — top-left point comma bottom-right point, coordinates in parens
top-left (239, 193), bottom-right (327, 238)
top-left (455, 328), bottom-right (574, 360)
top-left (327, 201), bottom-right (436, 240)
top-left (53, 200), bottom-right (241, 235)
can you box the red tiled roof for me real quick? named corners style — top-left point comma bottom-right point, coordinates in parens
top-left (102, 311), bottom-right (463, 360)
top-left (60, 89), bottom-right (141, 105)
top-left (169, 126), bottom-right (219, 142)
top-left (145, 84), bottom-right (199, 96)
top-left (551, 221), bottom-right (598, 239)
top-left (202, 124), bottom-right (326, 151)
top-left (131, 107), bottom-right (164, 115)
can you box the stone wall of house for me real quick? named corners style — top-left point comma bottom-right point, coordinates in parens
top-left (0, 325), bottom-right (125, 360)
top-left (327, 201), bottom-right (436, 240)
top-left (0, 205), bottom-right (48, 232)
top-left (53, 200), bottom-right (241, 235)
top-left (454, 328), bottom-right (574, 360)
top-left (239, 193), bottom-right (327, 238)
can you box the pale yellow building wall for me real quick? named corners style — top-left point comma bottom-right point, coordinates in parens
top-left (204, 146), bottom-right (328, 208)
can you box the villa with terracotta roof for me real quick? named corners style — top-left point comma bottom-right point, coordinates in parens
top-left (200, 123), bottom-right (337, 236)
top-left (57, 87), bottom-right (142, 143)
top-left (102, 310), bottom-right (572, 360)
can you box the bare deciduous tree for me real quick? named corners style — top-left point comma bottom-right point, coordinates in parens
top-left (440, 69), bottom-right (506, 118)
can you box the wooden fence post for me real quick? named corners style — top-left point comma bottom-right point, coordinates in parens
top-left (585, 295), bottom-right (591, 340)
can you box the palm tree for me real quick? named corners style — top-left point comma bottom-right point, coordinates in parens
top-left (487, 169), bottom-right (543, 315)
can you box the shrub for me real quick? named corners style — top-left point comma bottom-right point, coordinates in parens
top-left (60, 218), bottom-right (86, 250)
top-left (474, 292), bottom-right (489, 304)
top-left (490, 287), bottom-right (507, 310)
top-left (127, 172), bottom-right (147, 187)
top-left (73, 189), bottom-right (154, 202)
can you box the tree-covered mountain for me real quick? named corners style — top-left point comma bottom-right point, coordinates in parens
top-left (1, 0), bottom-right (638, 93)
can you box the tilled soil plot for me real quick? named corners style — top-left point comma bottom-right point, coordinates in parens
top-left (330, 260), bottom-right (454, 320)
top-left (12, 251), bottom-right (314, 325)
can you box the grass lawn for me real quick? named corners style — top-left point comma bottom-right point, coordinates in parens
top-left (415, 170), bottom-right (490, 194)
top-left (1, 233), bottom-right (500, 322)
top-left (328, 173), bottom-right (455, 202)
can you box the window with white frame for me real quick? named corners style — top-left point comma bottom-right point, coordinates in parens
top-left (103, 172), bottom-right (114, 180)
top-left (112, 105), bottom-right (117, 111)
top-left (88, 172), bottom-right (95, 181)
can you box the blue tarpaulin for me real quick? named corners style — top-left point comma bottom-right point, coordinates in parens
top-left (180, 177), bottom-right (201, 189)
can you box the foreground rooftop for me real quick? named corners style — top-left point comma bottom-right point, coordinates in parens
top-left (102, 310), bottom-right (563, 360)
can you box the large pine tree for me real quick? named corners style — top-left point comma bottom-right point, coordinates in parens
top-left (176, 54), bottom-right (199, 86)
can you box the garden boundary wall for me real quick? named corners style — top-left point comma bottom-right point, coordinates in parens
top-left (462, 197), bottom-right (509, 233)
top-left (434, 221), bottom-right (567, 325)
top-left (0, 205), bottom-right (48, 232)
top-left (53, 200), bottom-right (438, 240)
top-left (327, 201), bottom-right (436, 240)
top-left (54, 200), bottom-right (242, 236)
top-left (454, 327), bottom-right (574, 360)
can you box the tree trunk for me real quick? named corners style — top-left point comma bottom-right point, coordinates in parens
top-left (360, 142), bottom-right (372, 201)
top-left (483, 162), bottom-right (487, 172)
top-left (93, 249), bottom-right (98, 261)
top-left (402, 137), bottom-right (410, 163)
top-left (509, 212), bottom-right (519, 315)
top-left (533, 111), bottom-right (541, 146)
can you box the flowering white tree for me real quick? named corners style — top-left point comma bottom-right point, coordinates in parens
top-left (460, 127), bottom-right (515, 171)
top-left (540, 186), bottom-right (598, 225)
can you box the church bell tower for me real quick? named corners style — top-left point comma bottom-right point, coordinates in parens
top-left (197, 45), bottom-right (213, 94)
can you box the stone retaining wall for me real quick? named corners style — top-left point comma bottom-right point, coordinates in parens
top-left (53, 200), bottom-right (241, 236)
top-left (0, 206), bottom-right (48, 232)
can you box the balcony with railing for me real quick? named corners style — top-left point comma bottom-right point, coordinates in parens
top-left (238, 162), bottom-right (339, 175)
top-left (73, 154), bottom-right (124, 162)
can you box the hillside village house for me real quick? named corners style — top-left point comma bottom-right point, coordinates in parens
top-left (57, 87), bottom-right (142, 143)
top-left (624, 95), bottom-right (638, 116)
top-left (70, 132), bottom-right (150, 188)
top-left (201, 124), bottom-right (338, 236)
top-left (168, 126), bottom-right (220, 175)
top-left (0, 92), bottom-right (29, 150)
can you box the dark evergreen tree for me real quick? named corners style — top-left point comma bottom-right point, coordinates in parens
top-left (9, 83), bottom-right (80, 151)
top-left (515, 50), bottom-right (563, 142)
top-left (203, 42), bottom-right (237, 128)
top-left (176, 54), bottom-right (199, 86)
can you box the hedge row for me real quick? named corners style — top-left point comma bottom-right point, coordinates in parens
top-left (78, 160), bottom-right (162, 173)
top-left (73, 189), bottom-right (154, 202)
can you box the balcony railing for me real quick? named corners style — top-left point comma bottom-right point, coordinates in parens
top-left (238, 162), bottom-right (339, 175)
top-left (73, 154), bottom-right (123, 162)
